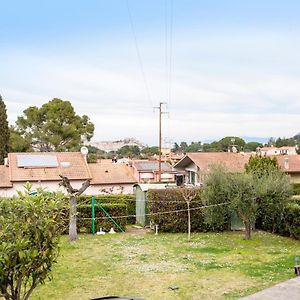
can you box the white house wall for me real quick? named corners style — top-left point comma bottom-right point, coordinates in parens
top-left (0, 181), bottom-right (134, 197)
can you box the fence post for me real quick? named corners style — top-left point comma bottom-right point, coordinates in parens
top-left (92, 196), bottom-right (95, 235)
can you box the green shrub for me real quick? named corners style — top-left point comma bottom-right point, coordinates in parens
top-left (292, 183), bottom-right (300, 195)
top-left (282, 203), bottom-right (300, 239)
top-left (0, 190), bottom-right (66, 300)
top-left (254, 170), bottom-right (292, 233)
top-left (202, 165), bottom-right (232, 231)
top-left (148, 188), bottom-right (205, 233)
top-left (77, 194), bottom-right (135, 224)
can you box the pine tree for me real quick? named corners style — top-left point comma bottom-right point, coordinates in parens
top-left (0, 95), bottom-right (9, 164)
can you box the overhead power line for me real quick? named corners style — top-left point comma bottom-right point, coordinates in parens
top-left (126, 0), bottom-right (153, 108)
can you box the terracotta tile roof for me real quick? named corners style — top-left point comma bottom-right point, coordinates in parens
top-left (88, 161), bottom-right (136, 185)
top-left (174, 152), bottom-right (251, 172)
top-left (0, 166), bottom-right (12, 187)
top-left (133, 160), bottom-right (173, 172)
top-left (8, 152), bottom-right (91, 182)
top-left (276, 155), bottom-right (300, 173)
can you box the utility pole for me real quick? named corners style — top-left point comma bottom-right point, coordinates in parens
top-left (154, 102), bottom-right (168, 182)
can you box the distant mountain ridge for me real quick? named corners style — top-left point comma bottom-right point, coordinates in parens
top-left (88, 138), bottom-right (146, 152)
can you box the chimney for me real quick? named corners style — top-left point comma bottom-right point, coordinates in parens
top-left (4, 157), bottom-right (9, 167)
top-left (284, 157), bottom-right (289, 170)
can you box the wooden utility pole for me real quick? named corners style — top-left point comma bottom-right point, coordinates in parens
top-left (154, 102), bottom-right (168, 182)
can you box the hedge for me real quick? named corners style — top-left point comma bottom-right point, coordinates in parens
top-left (292, 183), bottom-right (300, 195)
top-left (148, 188), bottom-right (206, 233)
top-left (281, 203), bottom-right (300, 240)
top-left (77, 203), bottom-right (127, 233)
top-left (77, 194), bottom-right (135, 224)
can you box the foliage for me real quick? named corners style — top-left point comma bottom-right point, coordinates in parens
top-left (229, 173), bottom-right (257, 240)
top-left (140, 146), bottom-right (159, 158)
top-left (292, 183), bottom-right (300, 195)
top-left (244, 141), bottom-right (262, 152)
top-left (77, 194), bottom-right (135, 224)
top-left (8, 127), bottom-right (32, 153)
top-left (116, 145), bottom-right (140, 158)
top-left (245, 155), bottom-right (279, 177)
top-left (172, 141), bottom-right (202, 153)
top-left (0, 95), bottom-right (9, 164)
top-left (275, 137), bottom-right (296, 147)
top-left (202, 165), bottom-right (231, 231)
top-left (254, 170), bottom-right (292, 233)
top-left (282, 203), bottom-right (300, 239)
top-left (218, 136), bottom-right (246, 152)
top-left (0, 187), bottom-right (65, 300)
top-left (148, 188), bottom-right (204, 233)
top-left (76, 203), bottom-right (127, 233)
top-left (15, 98), bottom-right (94, 152)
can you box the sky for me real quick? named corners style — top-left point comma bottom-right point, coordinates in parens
top-left (1, 0), bottom-right (300, 146)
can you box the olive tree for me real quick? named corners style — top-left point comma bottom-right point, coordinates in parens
top-left (229, 173), bottom-right (257, 240)
top-left (59, 175), bottom-right (90, 242)
top-left (0, 187), bottom-right (65, 300)
top-left (202, 165), bottom-right (232, 231)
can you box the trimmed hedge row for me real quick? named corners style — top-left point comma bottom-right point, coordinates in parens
top-left (148, 189), bottom-right (207, 233)
top-left (256, 201), bottom-right (300, 240)
top-left (61, 203), bottom-right (127, 234)
top-left (282, 203), bottom-right (300, 239)
top-left (292, 183), bottom-right (300, 195)
top-left (77, 194), bottom-right (135, 224)
top-left (77, 203), bottom-right (127, 233)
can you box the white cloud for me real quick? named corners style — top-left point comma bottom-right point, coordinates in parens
top-left (1, 28), bottom-right (300, 144)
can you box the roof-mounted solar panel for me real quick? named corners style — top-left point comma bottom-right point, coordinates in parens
top-left (17, 155), bottom-right (59, 168)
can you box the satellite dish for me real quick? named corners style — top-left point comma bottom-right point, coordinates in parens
top-left (80, 146), bottom-right (89, 156)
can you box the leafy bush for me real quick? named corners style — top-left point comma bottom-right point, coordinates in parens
top-left (0, 190), bottom-right (66, 300)
top-left (254, 170), bottom-right (292, 233)
top-left (282, 203), bottom-right (300, 239)
top-left (148, 188), bottom-right (205, 233)
top-left (202, 165), bottom-right (232, 231)
top-left (77, 194), bottom-right (135, 224)
top-left (292, 183), bottom-right (300, 195)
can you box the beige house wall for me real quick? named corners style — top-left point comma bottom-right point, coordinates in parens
top-left (289, 173), bottom-right (300, 183)
top-left (0, 181), bottom-right (134, 197)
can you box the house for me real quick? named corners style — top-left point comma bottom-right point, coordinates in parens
top-left (0, 153), bottom-right (136, 197)
top-left (276, 155), bottom-right (300, 182)
top-left (131, 160), bottom-right (176, 183)
top-left (88, 160), bottom-right (136, 194)
top-left (173, 152), bottom-right (251, 185)
top-left (257, 146), bottom-right (298, 156)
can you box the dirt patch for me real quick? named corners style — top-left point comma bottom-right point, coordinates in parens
top-left (125, 226), bottom-right (151, 235)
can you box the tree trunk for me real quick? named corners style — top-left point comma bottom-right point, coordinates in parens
top-left (244, 221), bottom-right (251, 240)
top-left (69, 196), bottom-right (77, 242)
top-left (187, 201), bottom-right (191, 242)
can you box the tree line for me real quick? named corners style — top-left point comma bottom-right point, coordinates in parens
top-left (0, 96), bottom-right (94, 164)
top-left (1, 94), bottom-right (299, 164)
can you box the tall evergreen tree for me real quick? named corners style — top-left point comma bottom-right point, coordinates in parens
top-left (0, 95), bottom-right (9, 164)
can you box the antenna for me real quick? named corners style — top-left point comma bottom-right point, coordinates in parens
top-left (80, 146), bottom-right (89, 162)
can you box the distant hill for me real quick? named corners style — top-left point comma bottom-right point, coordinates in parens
top-left (241, 136), bottom-right (271, 144)
top-left (88, 138), bottom-right (146, 152)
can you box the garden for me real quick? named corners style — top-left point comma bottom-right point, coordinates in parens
top-left (31, 231), bottom-right (300, 300)
top-left (1, 156), bottom-right (300, 300)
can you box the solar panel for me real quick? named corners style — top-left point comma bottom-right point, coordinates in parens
top-left (17, 155), bottom-right (59, 168)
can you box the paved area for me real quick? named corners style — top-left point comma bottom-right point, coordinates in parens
top-left (240, 277), bottom-right (300, 300)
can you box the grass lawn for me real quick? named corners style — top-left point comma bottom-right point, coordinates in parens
top-left (30, 230), bottom-right (300, 300)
